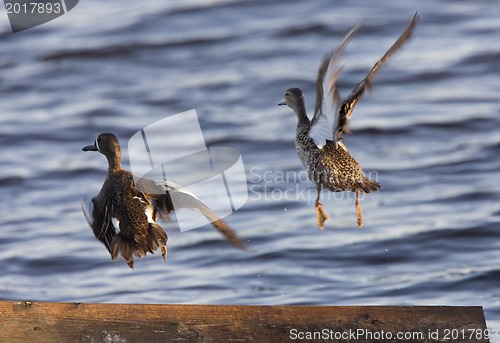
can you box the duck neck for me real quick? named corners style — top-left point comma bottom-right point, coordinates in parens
top-left (295, 102), bottom-right (310, 126)
top-left (106, 151), bottom-right (122, 173)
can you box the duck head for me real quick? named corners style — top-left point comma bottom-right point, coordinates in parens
top-left (83, 132), bottom-right (122, 171)
top-left (278, 87), bottom-right (308, 123)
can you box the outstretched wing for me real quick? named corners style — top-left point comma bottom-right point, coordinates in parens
top-left (135, 178), bottom-right (197, 220)
top-left (136, 177), bottom-right (246, 250)
top-left (166, 187), bottom-right (247, 251)
top-left (308, 23), bottom-right (362, 149)
top-left (335, 12), bottom-right (418, 141)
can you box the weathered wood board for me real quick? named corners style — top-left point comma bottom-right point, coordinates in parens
top-left (0, 301), bottom-right (490, 342)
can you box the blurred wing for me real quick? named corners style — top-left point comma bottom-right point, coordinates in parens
top-left (138, 177), bottom-right (245, 250)
top-left (81, 196), bottom-right (94, 228)
top-left (157, 179), bottom-right (199, 199)
top-left (82, 196), bottom-right (117, 254)
top-left (170, 191), bottom-right (247, 251)
top-left (136, 178), bottom-right (198, 200)
top-left (335, 12), bottom-right (418, 141)
top-left (135, 177), bottom-right (195, 220)
top-left (309, 23), bottom-right (362, 149)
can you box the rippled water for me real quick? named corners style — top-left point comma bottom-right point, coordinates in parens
top-left (1, 0), bottom-right (499, 338)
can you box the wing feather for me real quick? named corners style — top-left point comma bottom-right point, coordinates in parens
top-left (335, 12), bottom-right (418, 141)
top-left (309, 23), bottom-right (362, 149)
top-left (82, 196), bottom-right (117, 254)
top-left (136, 177), bottom-right (245, 250)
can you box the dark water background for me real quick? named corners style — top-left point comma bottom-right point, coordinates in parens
top-left (1, 0), bottom-right (499, 339)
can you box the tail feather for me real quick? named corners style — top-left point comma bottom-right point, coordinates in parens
top-left (110, 234), bottom-right (135, 269)
top-left (358, 177), bottom-right (382, 193)
top-left (110, 225), bottom-right (168, 269)
top-left (134, 233), bottom-right (149, 258)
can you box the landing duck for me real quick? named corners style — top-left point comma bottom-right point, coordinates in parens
top-left (82, 132), bottom-right (245, 269)
top-left (279, 14), bottom-right (417, 229)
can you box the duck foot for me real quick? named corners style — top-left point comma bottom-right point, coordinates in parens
top-left (161, 246), bottom-right (167, 261)
top-left (355, 191), bottom-right (363, 229)
top-left (315, 201), bottom-right (329, 230)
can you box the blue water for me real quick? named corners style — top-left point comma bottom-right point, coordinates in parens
top-left (1, 0), bottom-right (499, 339)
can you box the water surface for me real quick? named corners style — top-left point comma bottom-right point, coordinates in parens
top-left (0, 0), bottom-right (499, 339)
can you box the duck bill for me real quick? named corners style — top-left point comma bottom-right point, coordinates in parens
top-left (82, 143), bottom-right (98, 152)
top-left (278, 99), bottom-right (286, 106)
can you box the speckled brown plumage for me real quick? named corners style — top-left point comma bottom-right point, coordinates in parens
top-left (296, 120), bottom-right (381, 194)
top-left (279, 14), bottom-right (417, 229)
top-left (83, 133), bottom-right (167, 269)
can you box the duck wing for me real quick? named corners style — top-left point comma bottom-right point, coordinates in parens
top-left (137, 178), bottom-right (246, 250)
top-left (335, 13), bottom-right (418, 141)
top-left (308, 23), bottom-right (362, 149)
top-left (82, 195), bottom-right (117, 255)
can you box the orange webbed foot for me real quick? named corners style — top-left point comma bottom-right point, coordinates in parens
top-left (315, 201), bottom-right (329, 230)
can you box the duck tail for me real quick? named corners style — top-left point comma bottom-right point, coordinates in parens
top-left (358, 177), bottom-right (382, 193)
top-left (110, 234), bottom-right (136, 269)
top-left (109, 227), bottom-right (167, 270)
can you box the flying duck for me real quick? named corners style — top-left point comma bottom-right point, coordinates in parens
top-left (82, 132), bottom-right (245, 269)
top-left (279, 14), bottom-right (417, 229)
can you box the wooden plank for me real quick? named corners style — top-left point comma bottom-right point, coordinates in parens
top-left (0, 301), bottom-right (489, 342)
